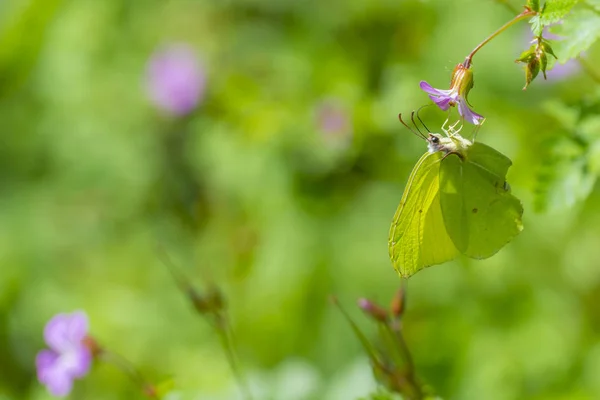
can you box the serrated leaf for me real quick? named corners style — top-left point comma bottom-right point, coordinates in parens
top-left (551, 9), bottom-right (600, 62)
top-left (530, 15), bottom-right (544, 36)
top-left (539, 0), bottom-right (580, 25)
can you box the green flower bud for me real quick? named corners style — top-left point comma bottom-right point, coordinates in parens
top-left (524, 57), bottom-right (540, 90)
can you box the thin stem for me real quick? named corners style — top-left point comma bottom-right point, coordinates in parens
top-left (383, 323), bottom-right (422, 399)
top-left (464, 8), bottom-right (536, 68)
top-left (100, 351), bottom-right (157, 398)
top-left (156, 248), bottom-right (252, 399)
top-left (215, 317), bottom-right (253, 400)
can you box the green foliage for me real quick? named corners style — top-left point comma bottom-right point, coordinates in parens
top-left (359, 389), bottom-right (405, 400)
top-left (534, 98), bottom-right (600, 212)
top-left (530, 0), bottom-right (578, 36)
top-left (587, 0), bottom-right (600, 11)
top-left (1, 0), bottom-right (600, 399)
top-left (539, 0), bottom-right (580, 25)
top-left (551, 8), bottom-right (600, 62)
top-left (0, 0), bottom-right (64, 95)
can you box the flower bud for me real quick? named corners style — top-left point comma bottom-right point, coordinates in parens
top-left (540, 51), bottom-right (548, 79)
top-left (449, 63), bottom-right (475, 101)
top-left (357, 298), bottom-right (388, 323)
top-left (515, 47), bottom-right (536, 64)
top-left (541, 40), bottom-right (557, 59)
top-left (188, 286), bottom-right (225, 314)
top-left (524, 57), bottom-right (540, 90)
top-left (390, 286), bottom-right (406, 319)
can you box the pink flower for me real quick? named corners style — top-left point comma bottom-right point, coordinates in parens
top-left (420, 64), bottom-right (484, 125)
top-left (36, 311), bottom-right (92, 397)
top-left (146, 44), bottom-right (206, 116)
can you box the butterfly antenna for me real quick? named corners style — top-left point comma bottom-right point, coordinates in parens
top-left (415, 105), bottom-right (432, 133)
top-left (398, 113), bottom-right (426, 140)
top-left (410, 111), bottom-right (427, 138)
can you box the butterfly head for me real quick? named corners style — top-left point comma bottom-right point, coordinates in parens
top-left (427, 133), bottom-right (452, 153)
top-left (427, 133), bottom-right (471, 158)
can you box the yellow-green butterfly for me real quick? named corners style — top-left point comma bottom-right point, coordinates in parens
top-left (389, 115), bottom-right (523, 278)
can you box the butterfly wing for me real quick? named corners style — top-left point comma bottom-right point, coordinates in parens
top-left (389, 152), bottom-right (460, 278)
top-left (439, 142), bottom-right (523, 259)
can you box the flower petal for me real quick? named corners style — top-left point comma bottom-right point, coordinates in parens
top-left (68, 347), bottom-right (92, 378)
top-left (36, 349), bottom-right (59, 381)
top-left (419, 81), bottom-right (452, 97)
top-left (36, 350), bottom-right (74, 397)
top-left (430, 95), bottom-right (453, 111)
top-left (44, 312), bottom-right (89, 352)
top-left (46, 370), bottom-right (74, 398)
top-left (65, 311), bottom-right (89, 344)
top-left (457, 98), bottom-right (484, 125)
top-left (44, 314), bottom-right (70, 352)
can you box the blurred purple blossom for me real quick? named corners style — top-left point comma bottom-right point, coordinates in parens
top-left (146, 44), bottom-right (206, 116)
top-left (315, 100), bottom-right (352, 147)
top-left (36, 311), bottom-right (92, 397)
top-left (545, 59), bottom-right (580, 81)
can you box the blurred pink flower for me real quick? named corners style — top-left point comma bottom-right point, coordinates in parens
top-left (315, 100), bottom-right (352, 149)
top-left (545, 59), bottom-right (580, 81)
top-left (146, 44), bottom-right (206, 116)
top-left (36, 311), bottom-right (92, 397)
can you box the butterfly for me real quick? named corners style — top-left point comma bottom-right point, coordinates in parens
top-left (389, 114), bottom-right (523, 278)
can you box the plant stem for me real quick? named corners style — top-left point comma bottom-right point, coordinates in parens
top-left (215, 316), bottom-right (253, 400)
top-left (100, 350), bottom-right (157, 398)
top-left (464, 8), bottom-right (536, 68)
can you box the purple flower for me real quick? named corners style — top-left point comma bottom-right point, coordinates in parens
top-left (420, 64), bottom-right (484, 125)
top-left (315, 100), bottom-right (353, 149)
top-left (146, 44), bottom-right (206, 116)
top-left (36, 311), bottom-right (92, 397)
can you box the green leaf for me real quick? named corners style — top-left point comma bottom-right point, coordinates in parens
top-left (534, 135), bottom-right (595, 212)
top-left (0, 0), bottom-right (64, 95)
top-left (535, 99), bottom-right (600, 212)
top-left (538, 0), bottom-right (580, 25)
top-left (551, 8), bottom-right (600, 62)
top-left (529, 15), bottom-right (544, 36)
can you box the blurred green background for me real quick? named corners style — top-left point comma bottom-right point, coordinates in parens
top-left (1, 0), bottom-right (600, 399)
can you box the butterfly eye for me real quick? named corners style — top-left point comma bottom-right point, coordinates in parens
top-left (431, 136), bottom-right (439, 144)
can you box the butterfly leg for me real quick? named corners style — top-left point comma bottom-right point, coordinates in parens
top-left (449, 120), bottom-right (463, 136)
top-left (441, 116), bottom-right (450, 137)
top-left (472, 117), bottom-right (486, 142)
